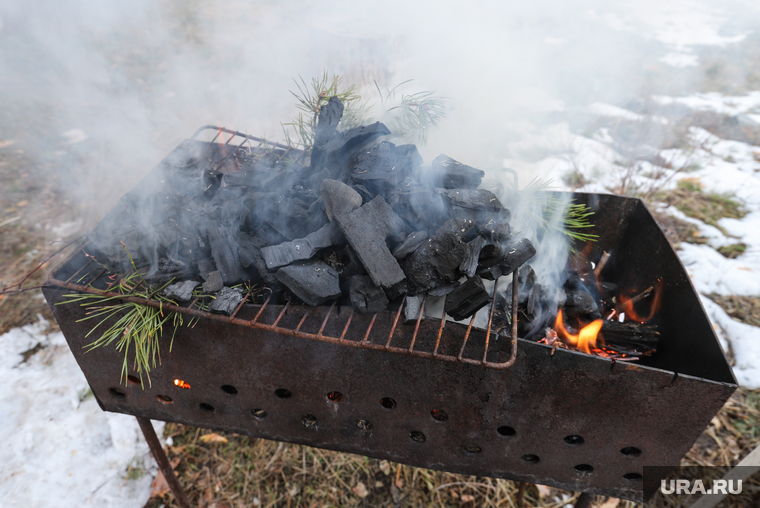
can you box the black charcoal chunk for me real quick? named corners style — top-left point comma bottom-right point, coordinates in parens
top-left (325, 122), bottom-right (391, 172)
top-left (203, 222), bottom-right (245, 284)
top-left (430, 154), bottom-right (485, 189)
top-left (392, 231), bottom-right (428, 259)
top-left (320, 179), bottom-right (362, 221)
top-left (438, 188), bottom-right (505, 213)
top-left (444, 275), bottom-right (491, 321)
top-left (564, 290), bottom-right (599, 316)
top-left (500, 238), bottom-right (537, 274)
top-left (209, 286), bottom-right (244, 315)
top-left (275, 261), bottom-right (342, 306)
top-left (479, 222), bottom-right (511, 243)
top-left (261, 223), bottom-right (344, 270)
top-left (350, 275), bottom-right (389, 314)
top-left (477, 264), bottom-right (503, 280)
top-left (334, 196), bottom-right (407, 289)
top-left (350, 142), bottom-right (423, 196)
top-left (203, 271), bottom-right (224, 292)
top-left (310, 96), bottom-right (345, 172)
top-left (163, 280), bottom-right (199, 302)
top-left (459, 236), bottom-right (488, 278)
top-left (404, 294), bottom-right (426, 324)
top-left (387, 183), bottom-right (448, 231)
top-left (198, 258), bottom-right (216, 281)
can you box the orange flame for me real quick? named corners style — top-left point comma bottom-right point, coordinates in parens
top-left (554, 309), bottom-right (604, 354)
top-left (619, 281), bottom-right (662, 323)
top-left (174, 379), bottom-right (191, 389)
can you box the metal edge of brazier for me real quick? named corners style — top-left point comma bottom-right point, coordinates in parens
top-left (43, 283), bottom-right (736, 502)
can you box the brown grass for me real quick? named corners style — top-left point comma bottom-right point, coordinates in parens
top-left (707, 295), bottom-right (760, 328)
top-left (655, 179), bottom-right (746, 236)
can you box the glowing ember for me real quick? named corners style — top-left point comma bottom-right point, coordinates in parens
top-left (618, 281), bottom-right (662, 323)
top-left (553, 308), bottom-right (603, 354)
top-left (174, 379), bottom-right (191, 389)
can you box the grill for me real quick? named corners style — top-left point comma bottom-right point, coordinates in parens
top-left (42, 127), bottom-right (737, 504)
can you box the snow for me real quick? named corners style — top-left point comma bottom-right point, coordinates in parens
top-left (0, 318), bottom-right (162, 508)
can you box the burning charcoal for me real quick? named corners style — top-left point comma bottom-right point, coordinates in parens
top-left (310, 96), bottom-right (345, 172)
top-left (459, 236), bottom-right (488, 278)
top-left (564, 290), bottom-right (599, 317)
top-left (275, 260), bottom-right (342, 306)
top-left (349, 275), bottom-right (389, 314)
top-left (350, 142), bottom-right (423, 196)
top-left (430, 154), bottom-right (485, 189)
top-left (428, 282), bottom-right (460, 297)
top-left (209, 286), bottom-right (244, 315)
top-left (478, 222), bottom-right (511, 243)
top-left (392, 231), bottom-right (428, 259)
top-left (320, 179), bottom-right (363, 221)
top-left (163, 280), bottom-right (199, 302)
top-left (499, 238), bottom-right (537, 275)
top-left (261, 223), bottom-right (344, 270)
top-left (203, 270), bottom-right (224, 293)
top-left (333, 196), bottom-right (407, 290)
top-left (438, 188), bottom-right (505, 213)
top-left (324, 122), bottom-right (391, 174)
top-left (404, 294), bottom-right (426, 324)
top-left (444, 276), bottom-right (491, 321)
top-left (387, 183), bottom-right (448, 231)
top-left (403, 218), bottom-right (478, 293)
top-left (600, 320), bottom-right (660, 347)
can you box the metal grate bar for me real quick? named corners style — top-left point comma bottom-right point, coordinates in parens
top-left (408, 296), bottom-right (427, 353)
top-left (386, 299), bottom-right (405, 348)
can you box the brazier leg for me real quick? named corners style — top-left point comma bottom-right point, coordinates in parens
top-left (136, 416), bottom-right (192, 508)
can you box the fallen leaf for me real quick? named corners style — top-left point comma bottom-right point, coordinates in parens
top-left (150, 471), bottom-right (171, 498)
top-left (594, 498), bottom-right (620, 508)
top-left (536, 484), bottom-right (552, 498)
top-left (461, 494), bottom-right (475, 502)
top-left (199, 433), bottom-right (229, 444)
top-left (352, 481), bottom-right (369, 498)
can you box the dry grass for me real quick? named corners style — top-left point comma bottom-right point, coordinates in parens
top-left (707, 295), bottom-right (760, 328)
top-left (655, 179), bottom-right (746, 236)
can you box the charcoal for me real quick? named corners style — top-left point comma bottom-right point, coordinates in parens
top-left (392, 231), bottom-right (428, 259)
top-left (349, 275), bottom-right (389, 314)
top-left (290, 185), bottom-right (320, 205)
top-left (438, 188), bottom-right (505, 213)
top-left (430, 154), bottom-right (485, 189)
top-left (564, 290), bottom-right (600, 319)
top-left (325, 122), bottom-right (391, 173)
top-left (209, 286), bottom-right (244, 315)
top-left (350, 142), bottom-right (423, 196)
top-left (499, 238), bottom-right (537, 275)
top-left (261, 223), bottom-right (344, 270)
top-left (428, 282), bottom-right (460, 297)
top-left (198, 258), bottom-right (216, 281)
top-left (248, 193), bottom-right (312, 241)
top-left (479, 222), bottom-right (511, 243)
top-left (320, 179), bottom-right (362, 221)
top-left (275, 260), bottom-right (342, 306)
top-left (333, 196), bottom-right (407, 290)
top-left (203, 270), bottom-right (224, 292)
top-left (600, 320), bottom-right (660, 346)
top-left (404, 294), bottom-right (426, 324)
top-left (311, 96), bottom-right (345, 172)
top-left (351, 184), bottom-right (374, 203)
top-left (204, 222), bottom-right (245, 284)
top-left (163, 280), bottom-right (199, 302)
top-left (403, 218), bottom-right (478, 293)
top-left (444, 276), bottom-right (491, 321)
top-left (459, 236), bottom-right (488, 277)
top-left (387, 184), bottom-right (448, 231)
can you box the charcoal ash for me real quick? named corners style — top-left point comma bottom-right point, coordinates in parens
top-left (403, 294), bottom-right (426, 324)
top-left (209, 286), bottom-right (244, 315)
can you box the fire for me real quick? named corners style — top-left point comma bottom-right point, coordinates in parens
top-left (618, 281), bottom-right (662, 323)
top-left (554, 309), bottom-right (603, 354)
top-left (174, 379), bottom-right (191, 389)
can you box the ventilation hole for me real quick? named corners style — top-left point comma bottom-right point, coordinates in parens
top-left (380, 397), bottom-right (396, 409)
top-left (274, 388), bottom-right (292, 399)
top-left (621, 447), bottom-right (641, 457)
top-left (497, 426), bottom-right (516, 436)
top-left (221, 385), bottom-right (238, 395)
top-left (174, 379), bottom-right (191, 389)
top-left (464, 444), bottom-right (482, 454)
top-left (251, 408), bottom-right (268, 418)
top-left (522, 454), bottom-right (540, 463)
top-left (199, 402), bottom-right (215, 412)
top-left (109, 387), bottom-right (126, 399)
top-left (431, 409), bottom-right (449, 422)
top-left (575, 464), bottom-right (594, 474)
top-left (357, 420), bottom-right (373, 433)
top-left (126, 375), bottom-right (140, 385)
top-left (623, 473), bottom-right (642, 481)
top-left (564, 435), bottom-right (584, 445)
top-left (409, 431), bottom-right (426, 443)
top-left (302, 414), bottom-right (318, 428)
top-left (327, 391), bottom-right (344, 402)
top-left (156, 394), bottom-right (173, 404)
